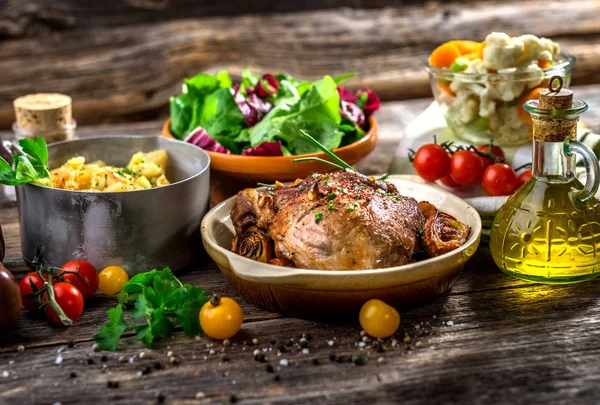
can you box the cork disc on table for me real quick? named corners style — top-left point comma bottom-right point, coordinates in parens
top-left (13, 93), bottom-right (72, 131)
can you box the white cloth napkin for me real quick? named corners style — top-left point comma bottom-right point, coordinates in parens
top-left (388, 102), bottom-right (600, 218)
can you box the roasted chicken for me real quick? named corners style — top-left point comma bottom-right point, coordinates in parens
top-left (231, 171), bottom-right (470, 270)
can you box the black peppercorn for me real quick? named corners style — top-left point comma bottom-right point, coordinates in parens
top-left (107, 380), bottom-right (120, 389)
top-left (312, 359), bottom-right (320, 366)
top-left (278, 345), bottom-right (286, 353)
top-left (329, 353), bottom-right (336, 362)
top-left (230, 394), bottom-right (237, 403)
top-left (86, 358), bottom-right (95, 365)
top-left (100, 355), bottom-right (108, 362)
top-left (157, 393), bottom-right (165, 404)
top-left (273, 374), bottom-right (281, 382)
top-left (69, 372), bottom-right (77, 379)
top-left (265, 364), bottom-right (274, 373)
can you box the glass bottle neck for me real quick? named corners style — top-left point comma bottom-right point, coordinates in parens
top-left (533, 139), bottom-right (576, 182)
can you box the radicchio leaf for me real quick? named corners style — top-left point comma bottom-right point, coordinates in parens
top-left (256, 74), bottom-right (280, 98)
top-left (340, 101), bottom-right (365, 128)
top-left (232, 85), bottom-right (272, 127)
top-left (337, 86), bottom-right (356, 103)
top-left (356, 88), bottom-right (381, 118)
top-left (185, 127), bottom-right (230, 154)
top-left (242, 141), bottom-right (283, 156)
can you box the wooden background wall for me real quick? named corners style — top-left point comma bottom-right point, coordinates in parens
top-left (0, 0), bottom-right (598, 128)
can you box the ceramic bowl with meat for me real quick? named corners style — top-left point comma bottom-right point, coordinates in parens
top-left (201, 173), bottom-right (481, 317)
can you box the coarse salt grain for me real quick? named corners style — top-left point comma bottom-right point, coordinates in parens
top-left (447, 321), bottom-right (454, 326)
top-left (55, 355), bottom-right (63, 365)
top-left (327, 340), bottom-right (334, 346)
top-left (2, 371), bottom-right (9, 378)
top-left (302, 348), bottom-right (309, 354)
top-left (280, 359), bottom-right (289, 367)
top-left (358, 342), bottom-right (366, 348)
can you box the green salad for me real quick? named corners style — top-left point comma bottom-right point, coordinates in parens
top-left (169, 69), bottom-right (380, 156)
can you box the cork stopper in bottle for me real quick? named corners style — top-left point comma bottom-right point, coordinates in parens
top-left (533, 76), bottom-right (576, 142)
top-left (14, 93), bottom-right (72, 131)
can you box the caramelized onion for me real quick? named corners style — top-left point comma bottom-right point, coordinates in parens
top-left (422, 212), bottom-right (471, 257)
top-left (231, 226), bottom-right (274, 263)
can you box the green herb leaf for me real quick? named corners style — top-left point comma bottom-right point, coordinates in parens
top-left (168, 285), bottom-right (208, 337)
top-left (93, 304), bottom-right (128, 351)
top-left (18, 137), bottom-right (50, 179)
top-left (315, 212), bottom-right (323, 223)
top-left (332, 73), bottom-right (356, 85)
top-left (97, 268), bottom-right (208, 350)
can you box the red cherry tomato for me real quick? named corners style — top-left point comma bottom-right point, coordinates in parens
top-left (482, 163), bottom-right (518, 196)
top-left (439, 174), bottom-right (461, 188)
top-left (517, 169), bottom-right (533, 188)
top-left (476, 144), bottom-right (506, 168)
top-left (60, 260), bottom-right (99, 300)
top-left (450, 150), bottom-right (484, 185)
top-left (413, 144), bottom-right (451, 182)
top-left (44, 282), bottom-right (84, 326)
top-left (19, 272), bottom-right (46, 311)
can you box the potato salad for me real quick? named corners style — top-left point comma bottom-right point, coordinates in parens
top-left (50, 150), bottom-right (170, 192)
top-left (427, 32), bottom-right (568, 145)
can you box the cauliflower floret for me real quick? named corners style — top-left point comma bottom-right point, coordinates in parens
top-left (452, 91), bottom-right (480, 124)
top-left (483, 32), bottom-right (525, 70)
top-left (483, 32), bottom-right (560, 70)
top-left (488, 105), bottom-right (530, 144)
top-left (519, 34), bottom-right (560, 63)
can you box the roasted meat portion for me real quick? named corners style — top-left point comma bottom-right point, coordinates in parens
top-left (231, 171), bottom-right (470, 270)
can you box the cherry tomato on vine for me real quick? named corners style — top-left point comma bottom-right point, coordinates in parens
top-left (98, 266), bottom-right (129, 296)
top-left (44, 282), bottom-right (84, 326)
top-left (517, 169), bottom-right (533, 188)
top-left (19, 272), bottom-right (47, 311)
top-left (60, 260), bottom-right (99, 299)
top-left (476, 144), bottom-right (506, 168)
top-left (359, 299), bottom-right (400, 339)
top-left (450, 150), bottom-right (484, 185)
top-left (439, 174), bottom-right (461, 188)
top-left (199, 295), bottom-right (243, 340)
top-left (413, 144), bottom-right (451, 182)
top-left (482, 163), bottom-right (518, 196)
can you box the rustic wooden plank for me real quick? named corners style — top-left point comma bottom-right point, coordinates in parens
top-left (0, 0), bottom-right (598, 127)
top-left (2, 268), bottom-right (600, 404)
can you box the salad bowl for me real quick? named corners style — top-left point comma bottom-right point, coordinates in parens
top-left (201, 175), bottom-right (482, 318)
top-left (163, 117), bottom-right (378, 203)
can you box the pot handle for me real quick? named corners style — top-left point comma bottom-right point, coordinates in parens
top-left (0, 140), bottom-right (21, 165)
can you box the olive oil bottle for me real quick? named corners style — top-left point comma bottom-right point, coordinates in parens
top-left (490, 77), bottom-right (600, 283)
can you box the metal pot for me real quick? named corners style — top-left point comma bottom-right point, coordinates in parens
top-left (14, 136), bottom-right (210, 274)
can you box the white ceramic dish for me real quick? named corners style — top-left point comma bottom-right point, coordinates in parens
top-left (201, 175), bottom-right (482, 317)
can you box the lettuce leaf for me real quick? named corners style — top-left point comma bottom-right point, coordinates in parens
top-left (248, 75), bottom-right (343, 155)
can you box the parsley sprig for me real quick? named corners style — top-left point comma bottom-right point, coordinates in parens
top-left (94, 268), bottom-right (208, 351)
top-left (0, 137), bottom-right (52, 186)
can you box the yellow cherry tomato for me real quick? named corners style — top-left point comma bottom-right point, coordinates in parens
top-left (200, 295), bottom-right (243, 340)
top-left (98, 266), bottom-right (130, 296)
top-left (359, 299), bottom-right (400, 338)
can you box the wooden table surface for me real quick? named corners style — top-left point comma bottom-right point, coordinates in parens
top-left (1, 86), bottom-right (600, 405)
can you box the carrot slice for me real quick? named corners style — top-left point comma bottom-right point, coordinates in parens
top-left (477, 41), bottom-right (487, 60)
top-left (517, 87), bottom-right (545, 126)
top-left (449, 40), bottom-right (480, 55)
top-left (537, 59), bottom-right (551, 69)
top-left (438, 81), bottom-right (456, 97)
top-left (429, 43), bottom-right (462, 69)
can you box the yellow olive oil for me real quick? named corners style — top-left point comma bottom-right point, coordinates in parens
top-left (490, 177), bottom-right (600, 283)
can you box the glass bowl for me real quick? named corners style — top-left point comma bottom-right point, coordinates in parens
top-left (424, 52), bottom-right (575, 146)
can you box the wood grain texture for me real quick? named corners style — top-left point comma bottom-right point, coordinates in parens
top-left (2, 97), bottom-right (600, 404)
top-left (0, 0), bottom-right (598, 127)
